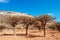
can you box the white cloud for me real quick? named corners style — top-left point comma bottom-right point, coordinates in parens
top-left (0, 0), bottom-right (9, 3)
top-left (48, 13), bottom-right (54, 16)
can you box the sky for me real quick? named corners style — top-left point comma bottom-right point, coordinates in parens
top-left (0, 0), bottom-right (60, 22)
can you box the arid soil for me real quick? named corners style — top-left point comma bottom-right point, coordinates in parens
top-left (0, 29), bottom-right (60, 40)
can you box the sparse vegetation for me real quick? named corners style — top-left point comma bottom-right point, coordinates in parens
top-left (37, 14), bottom-right (56, 37)
top-left (18, 16), bottom-right (37, 35)
top-left (55, 22), bottom-right (60, 32)
top-left (0, 11), bottom-right (60, 38)
top-left (48, 24), bottom-right (56, 30)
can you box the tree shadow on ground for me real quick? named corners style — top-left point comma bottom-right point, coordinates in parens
top-left (16, 34), bottom-right (44, 38)
top-left (16, 34), bottom-right (27, 36)
top-left (0, 34), bottom-right (14, 36)
top-left (0, 34), bottom-right (44, 38)
top-left (26, 34), bottom-right (44, 38)
top-left (50, 31), bottom-right (59, 34)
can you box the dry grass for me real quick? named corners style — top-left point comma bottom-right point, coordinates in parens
top-left (0, 29), bottom-right (60, 40)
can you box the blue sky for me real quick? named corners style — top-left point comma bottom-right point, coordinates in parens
top-left (0, 0), bottom-right (60, 22)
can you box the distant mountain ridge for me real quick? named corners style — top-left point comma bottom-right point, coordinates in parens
top-left (0, 11), bottom-right (34, 17)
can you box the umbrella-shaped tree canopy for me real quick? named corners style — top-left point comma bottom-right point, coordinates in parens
top-left (18, 16), bottom-right (37, 35)
top-left (37, 14), bottom-right (56, 37)
top-left (0, 23), bottom-right (13, 28)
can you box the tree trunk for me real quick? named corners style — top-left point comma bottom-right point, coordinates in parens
top-left (59, 29), bottom-right (60, 33)
top-left (4, 28), bottom-right (5, 35)
top-left (26, 24), bottom-right (29, 35)
top-left (13, 27), bottom-right (16, 35)
top-left (44, 26), bottom-right (45, 37)
top-left (59, 27), bottom-right (60, 32)
top-left (39, 26), bottom-right (41, 31)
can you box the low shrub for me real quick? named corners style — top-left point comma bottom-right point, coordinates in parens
top-left (48, 25), bottom-right (56, 30)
